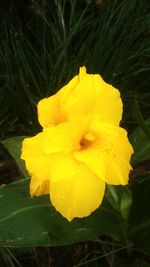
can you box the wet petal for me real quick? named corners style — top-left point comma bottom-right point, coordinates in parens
top-left (50, 155), bottom-right (105, 221)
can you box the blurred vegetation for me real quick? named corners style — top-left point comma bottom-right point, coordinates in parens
top-left (0, 0), bottom-right (150, 266)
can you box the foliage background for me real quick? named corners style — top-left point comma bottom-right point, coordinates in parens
top-left (0, 0), bottom-right (150, 266)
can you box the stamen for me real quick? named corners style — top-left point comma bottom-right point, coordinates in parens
top-left (80, 132), bottom-right (96, 150)
top-left (84, 133), bottom-right (96, 142)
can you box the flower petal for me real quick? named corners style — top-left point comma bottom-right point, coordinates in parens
top-left (74, 123), bottom-right (133, 185)
top-left (37, 75), bottom-right (78, 128)
top-left (38, 67), bottom-right (122, 128)
top-left (30, 176), bottom-right (49, 197)
top-left (50, 155), bottom-right (105, 221)
top-left (43, 121), bottom-right (85, 154)
top-left (21, 133), bottom-right (56, 196)
top-left (63, 71), bottom-right (123, 126)
top-left (37, 95), bottom-right (64, 128)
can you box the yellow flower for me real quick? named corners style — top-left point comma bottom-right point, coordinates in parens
top-left (21, 67), bottom-right (133, 221)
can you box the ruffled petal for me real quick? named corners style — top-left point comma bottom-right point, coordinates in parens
top-left (74, 123), bottom-right (133, 185)
top-left (37, 95), bottom-right (64, 128)
top-left (38, 67), bottom-right (122, 128)
top-left (21, 133), bottom-right (56, 196)
top-left (50, 155), bottom-right (105, 221)
top-left (37, 75), bottom-right (78, 128)
top-left (62, 69), bottom-right (123, 126)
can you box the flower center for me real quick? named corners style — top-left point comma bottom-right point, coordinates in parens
top-left (80, 132), bottom-right (96, 150)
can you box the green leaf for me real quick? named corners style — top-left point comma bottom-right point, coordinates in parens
top-left (106, 185), bottom-right (132, 221)
top-left (0, 178), bottom-right (125, 247)
top-left (1, 136), bottom-right (28, 177)
top-left (129, 175), bottom-right (150, 255)
top-left (132, 95), bottom-right (150, 140)
top-left (130, 118), bottom-right (150, 165)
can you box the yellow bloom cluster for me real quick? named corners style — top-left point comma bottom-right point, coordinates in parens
top-left (21, 67), bottom-right (133, 221)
